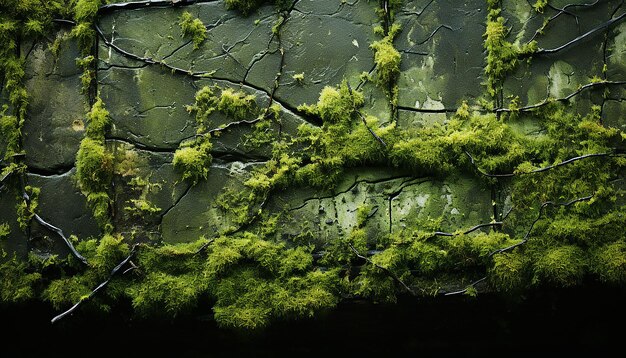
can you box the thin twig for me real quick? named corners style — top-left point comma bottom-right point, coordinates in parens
top-left (433, 222), bottom-right (503, 237)
top-left (51, 244), bottom-right (140, 324)
top-left (536, 12), bottom-right (626, 54)
top-left (466, 151), bottom-right (616, 178)
top-left (496, 81), bottom-right (626, 113)
top-left (443, 277), bottom-right (487, 296)
top-left (489, 194), bottom-right (594, 257)
top-left (349, 243), bottom-right (416, 296)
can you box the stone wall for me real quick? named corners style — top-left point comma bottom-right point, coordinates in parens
top-left (1, 0), bottom-right (625, 328)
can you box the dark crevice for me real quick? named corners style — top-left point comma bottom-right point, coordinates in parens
top-left (27, 165), bottom-right (74, 177)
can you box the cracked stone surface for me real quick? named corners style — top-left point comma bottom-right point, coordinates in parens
top-left (22, 28), bottom-right (89, 172)
top-left (503, 0), bottom-right (621, 113)
top-left (2, 0), bottom-right (624, 256)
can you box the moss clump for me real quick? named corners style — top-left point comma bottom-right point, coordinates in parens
top-left (179, 11), bottom-right (207, 49)
top-left (217, 88), bottom-right (257, 120)
top-left (0, 253), bottom-right (41, 303)
top-left (0, 114), bottom-right (20, 159)
top-left (16, 185), bottom-right (39, 230)
top-left (532, 245), bottom-right (587, 287)
top-left (225, 0), bottom-right (265, 15)
top-left (390, 110), bottom-right (528, 175)
top-left (483, 7), bottom-right (537, 99)
top-left (370, 35), bottom-right (401, 90)
top-left (591, 242), bottom-right (626, 285)
top-left (85, 97), bottom-right (110, 141)
top-left (173, 138), bottom-right (213, 185)
top-left (0, 223), bottom-right (9, 239)
top-left (204, 235), bottom-right (338, 329)
top-left (489, 250), bottom-right (529, 292)
top-left (75, 137), bottom-right (113, 193)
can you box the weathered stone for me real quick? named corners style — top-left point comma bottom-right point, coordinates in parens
top-left (503, 0), bottom-right (618, 113)
top-left (272, 168), bottom-right (491, 248)
top-left (397, 0), bottom-right (486, 119)
top-left (22, 29), bottom-right (88, 172)
top-left (26, 170), bottom-right (100, 258)
top-left (160, 160), bottom-right (265, 243)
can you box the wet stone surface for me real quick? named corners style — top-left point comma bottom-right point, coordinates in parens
top-left (1, 0), bottom-right (624, 255)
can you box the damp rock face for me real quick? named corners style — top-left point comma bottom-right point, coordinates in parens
top-left (1, 0), bottom-right (626, 327)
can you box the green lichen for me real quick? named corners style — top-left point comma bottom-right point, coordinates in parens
top-left (179, 11), bottom-right (207, 49)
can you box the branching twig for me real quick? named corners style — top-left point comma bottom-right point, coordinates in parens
top-left (433, 222), bottom-right (503, 237)
top-left (51, 244), bottom-right (140, 324)
top-left (465, 151), bottom-right (617, 178)
top-left (496, 81), bottom-right (626, 113)
top-left (527, 0), bottom-right (600, 43)
top-left (20, 189), bottom-right (89, 265)
top-left (536, 12), bottom-right (626, 54)
top-left (489, 194), bottom-right (594, 257)
top-left (32, 214), bottom-right (89, 265)
top-left (349, 243), bottom-right (416, 296)
top-left (443, 277), bottom-right (487, 296)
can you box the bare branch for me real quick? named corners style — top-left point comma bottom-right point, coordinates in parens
top-left (349, 243), bottom-right (416, 296)
top-left (489, 194), bottom-right (594, 257)
top-left (51, 244), bottom-right (140, 324)
top-left (536, 12), bottom-right (626, 55)
top-left (466, 151), bottom-right (617, 178)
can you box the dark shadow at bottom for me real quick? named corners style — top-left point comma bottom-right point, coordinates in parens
top-left (3, 283), bottom-right (624, 357)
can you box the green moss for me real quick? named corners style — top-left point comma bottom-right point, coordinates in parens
top-left (43, 275), bottom-right (92, 310)
top-left (16, 185), bottom-right (39, 230)
top-left (75, 137), bottom-right (113, 193)
top-left (179, 12), bottom-right (207, 49)
top-left (532, 0), bottom-right (548, 13)
top-left (0, 114), bottom-right (20, 159)
top-left (0, 253), bottom-right (41, 303)
top-left (292, 72), bottom-right (304, 84)
top-left (217, 88), bottom-right (256, 120)
top-left (173, 138), bottom-right (213, 185)
top-left (488, 250), bottom-right (529, 292)
top-left (76, 55), bottom-right (95, 93)
top-left (370, 36), bottom-right (401, 90)
top-left (85, 97), bottom-right (110, 141)
top-left (0, 223), bottom-right (9, 239)
top-left (129, 272), bottom-right (206, 318)
top-left (224, 0), bottom-right (265, 15)
top-left (591, 242), bottom-right (626, 285)
top-left (483, 7), bottom-right (537, 99)
top-left (532, 245), bottom-right (587, 287)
